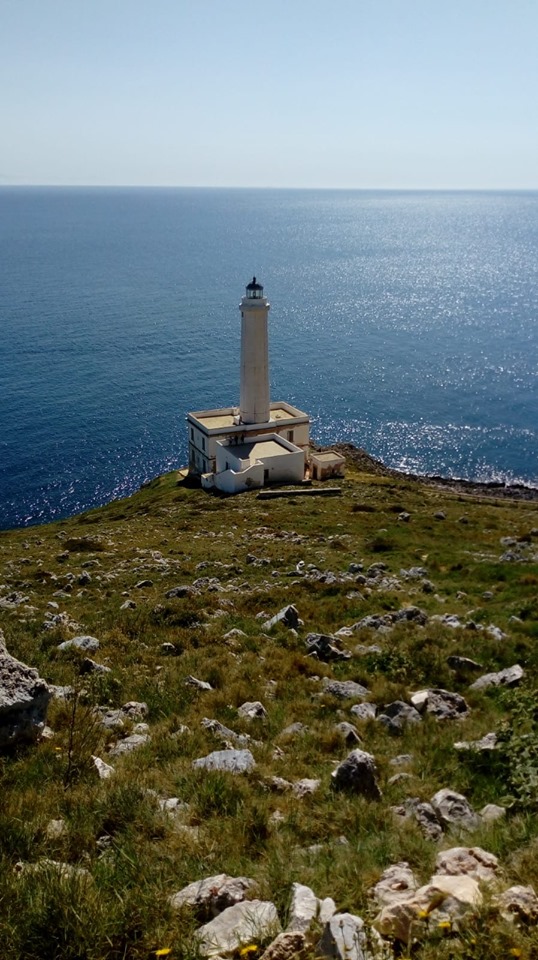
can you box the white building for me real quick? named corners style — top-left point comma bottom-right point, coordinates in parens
top-left (187, 278), bottom-right (310, 492)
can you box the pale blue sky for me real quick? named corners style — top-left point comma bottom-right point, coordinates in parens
top-left (1, 0), bottom-right (537, 188)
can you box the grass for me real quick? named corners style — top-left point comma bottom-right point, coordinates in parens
top-left (0, 459), bottom-right (537, 958)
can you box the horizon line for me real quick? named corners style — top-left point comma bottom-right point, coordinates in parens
top-left (1, 183), bottom-right (538, 192)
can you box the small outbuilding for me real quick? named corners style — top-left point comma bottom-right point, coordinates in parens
top-left (202, 433), bottom-right (304, 494)
top-left (310, 450), bottom-right (346, 481)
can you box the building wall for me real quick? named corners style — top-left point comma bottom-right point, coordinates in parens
top-left (188, 420), bottom-right (310, 476)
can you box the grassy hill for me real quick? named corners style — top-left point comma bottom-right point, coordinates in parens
top-left (1, 455), bottom-right (537, 959)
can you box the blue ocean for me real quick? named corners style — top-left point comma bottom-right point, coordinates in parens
top-left (1, 188), bottom-right (537, 530)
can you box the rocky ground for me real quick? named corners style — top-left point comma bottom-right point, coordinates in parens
top-left (1, 453), bottom-right (537, 959)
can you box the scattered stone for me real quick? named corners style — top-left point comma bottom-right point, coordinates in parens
top-left (135, 579), bottom-right (153, 589)
top-left (92, 755), bottom-right (115, 779)
top-left (305, 633), bottom-right (351, 662)
top-left (165, 585), bottom-right (196, 599)
top-left (410, 688), bottom-right (469, 720)
top-left (390, 754), bottom-right (413, 767)
top-left (192, 749), bottom-right (256, 774)
top-left (120, 600), bottom-right (136, 610)
top-left (108, 733), bottom-right (150, 757)
top-left (292, 778), bottom-right (320, 797)
top-left (223, 628), bottom-right (247, 640)
top-left (322, 678), bottom-right (369, 701)
top-left (0, 636), bottom-right (52, 749)
top-left (15, 858), bottom-right (92, 883)
top-left (121, 701), bottom-right (148, 719)
top-left (281, 722), bottom-right (308, 738)
top-left (160, 642), bottom-right (178, 656)
top-left (350, 702), bottom-right (376, 721)
top-left (185, 675), bottom-right (213, 692)
top-left (318, 912), bottom-right (371, 960)
top-left (370, 862), bottom-right (418, 908)
top-left (260, 932), bottom-right (306, 960)
top-left (430, 789), bottom-right (480, 831)
top-left (351, 606), bottom-right (428, 632)
top-left (45, 818), bottom-right (66, 839)
top-left (480, 803), bottom-right (506, 824)
top-left (57, 635), bottom-right (100, 653)
top-left (169, 873), bottom-right (255, 918)
top-left (447, 656), bottom-right (483, 675)
top-left (195, 900), bottom-right (281, 957)
top-left (79, 657), bottom-right (111, 675)
top-left (376, 701), bottom-right (422, 733)
top-left (238, 701), bottom-right (267, 720)
top-left (262, 776), bottom-right (292, 793)
top-left (435, 846), bottom-right (499, 883)
top-left (202, 717), bottom-right (252, 747)
top-left (403, 799), bottom-right (444, 841)
top-left (469, 664), bottom-right (524, 691)
top-left (262, 605), bottom-right (300, 631)
top-left (398, 512), bottom-right (410, 522)
top-left (334, 721), bottom-right (361, 745)
top-left (331, 749), bottom-right (381, 799)
top-left (494, 885), bottom-right (538, 925)
top-left (454, 732), bottom-right (498, 752)
top-left (375, 874), bottom-right (481, 942)
top-left (434, 511), bottom-right (446, 520)
top-left (287, 882), bottom-right (322, 932)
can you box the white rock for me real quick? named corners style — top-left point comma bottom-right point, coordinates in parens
top-left (371, 862), bottom-right (418, 908)
top-left (170, 873), bottom-right (255, 916)
top-left (195, 900), bottom-right (281, 956)
top-left (435, 846), bottom-right (499, 883)
top-left (318, 912), bottom-right (370, 960)
top-left (92, 755), bottom-right (114, 779)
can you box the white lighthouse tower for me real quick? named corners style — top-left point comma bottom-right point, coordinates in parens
top-left (239, 277), bottom-right (270, 424)
top-left (186, 277), bottom-right (311, 492)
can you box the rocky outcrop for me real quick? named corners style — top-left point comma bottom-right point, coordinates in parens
top-left (331, 750), bottom-right (382, 799)
top-left (195, 900), bottom-right (281, 957)
top-left (0, 632), bottom-right (52, 749)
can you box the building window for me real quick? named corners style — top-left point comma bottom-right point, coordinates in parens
top-left (190, 428), bottom-right (194, 441)
top-left (201, 436), bottom-right (206, 450)
top-left (287, 430), bottom-right (294, 442)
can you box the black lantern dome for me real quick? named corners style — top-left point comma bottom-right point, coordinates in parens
top-left (246, 276), bottom-right (264, 299)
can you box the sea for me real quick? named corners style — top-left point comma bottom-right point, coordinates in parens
top-left (1, 187), bottom-right (537, 530)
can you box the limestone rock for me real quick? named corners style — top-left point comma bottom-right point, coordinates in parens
top-left (263, 605), bottom-right (300, 631)
top-left (108, 733), bottom-right (150, 757)
top-left (169, 873), bottom-right (256, 918)
top-left (331, 750), bottom-right (382, 799)
top-left (480, 803), bottom-right (506, 823)
top-left (79, 657), bottom-right (111, 675)
top-left (469, 664), bottom-right (524, 691)
top-left (192, 749), bottom-right (256, 774)
top-left (494, 885), bottom-right (538, 925)
top-left (260, 932), bottom-right (306, 960)
top-left (318, 912), bottom-right (371, 960)
top-left (195, 899), bottom-right (281, 957)
top-left (435, 846), bottom-right (499, 883)
top-left (165, 584), bottom-right (196, 599)
top-left (292, 778), bottom-right (320, 797)
top-left (447, 656), bottom-right (482, 675)
top-left (410, 688), bottom-right (469, 720)
top-left (202, 717), bottom-right (252, 747)
top-left (286, 882), bottom-right (336, 933)
top-left (322, 679), bottom-right (369, 701)
top-left (370, 862), bottom-right (418, 908)
top-left (403, 799), bottom-right (444, 840)
top-left (375, 874), bottom-right (482, 942)
top-left (350, 702), bottom-right (376, 721)
top-left (0, 637), bottom-right (52, 749)
top-left (238, 701), bottom-right (268, 719)
top-left (57, 635), bottom-right (100, 653)
top-left (92, 755), bottom-right (115, 779)
top-left (376, 701), bottom-right (422, 733)
top-left (454, 732), bottom-right (497, 752)
top-left (334, 721), bottom-right (361, 745)
top-left (306, 634), bottom-right (351, 662)
top-left (430, 789), bottom-right (480, 830)
top-left (185, 675), bottom-right (213, 692)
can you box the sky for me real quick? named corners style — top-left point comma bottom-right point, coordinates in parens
top-left (1, 0), bottom-right (537, 189)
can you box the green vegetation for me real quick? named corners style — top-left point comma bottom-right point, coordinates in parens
top-left (0, 460), bottom-right (537, 959)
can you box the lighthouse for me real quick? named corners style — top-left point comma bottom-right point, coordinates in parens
top-left (186, 278), bottom-right (311, 492)
top-left (239, 277), bottom-right (270, 424)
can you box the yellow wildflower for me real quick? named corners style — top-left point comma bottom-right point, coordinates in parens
top-left (509, 950), bottom-right (522, 958)
top-left (154, 950), bottom-right (171, 958)
top-left (239, 947), bottom-right (258, 957)
top-left (438, 920), bottom-right (451, 930)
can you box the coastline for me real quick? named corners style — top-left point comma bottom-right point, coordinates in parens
top-left (325, 443), bottom-right (538, 503)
